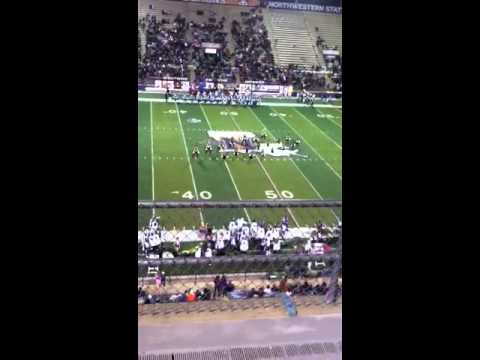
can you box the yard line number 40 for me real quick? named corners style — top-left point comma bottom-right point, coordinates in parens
top-left (181, 191), bottom-right (212, 200)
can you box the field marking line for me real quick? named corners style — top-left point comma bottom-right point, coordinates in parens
top-left (174, 103), bottom-right (204, 224)
top-left (314, 107), bottom-right (342, 128)
top-left (225, 106), bottom-right (299, 227)
top-left (255, 155), bottom-right (300, 228)
top-left (271, 107), bottom-right (342, 180)
top-left (247, 107), bottom-right (339, 222)
top-left (149, 102), bottom-right (155, 216)
top-left (199, 105), bottom-right (251, 222)
top-left (293, 108), bottom-right (342, 149)
top-left (137, 97), bottom-right (342, 108)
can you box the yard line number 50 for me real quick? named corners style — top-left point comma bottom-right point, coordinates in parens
top-left (265, 190), bottom-right (294, 199)
top-left (181, 191), bottom-right (212, 200)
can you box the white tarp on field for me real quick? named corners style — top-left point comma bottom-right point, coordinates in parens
top-left (207, 130), bottom-right (256, 142)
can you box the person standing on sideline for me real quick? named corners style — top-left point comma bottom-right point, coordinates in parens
top-left (165, 87), bottom-right (170, 102)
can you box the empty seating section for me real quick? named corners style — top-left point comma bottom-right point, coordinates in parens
top-left (265, 9), bottom-right (320, 68)
top-left (304, 12), bottom-right (342, 53)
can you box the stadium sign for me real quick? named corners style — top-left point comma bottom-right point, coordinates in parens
top-left (183, 0), bottom-right (259, 6)
top-left (239, 83), bottom-right (293, 97)
top-left (267, 1), bottom-right (342, 14)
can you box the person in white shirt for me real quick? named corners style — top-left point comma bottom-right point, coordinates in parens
top-left (150, 233), bottom-right (161, 247)
top-left (250, 220), bottom-right (258, 238)
top-left (272, 238), bottom-right (281, 253)
top-left (215, 230), bottom-right (225, 253)
top-left (265, 228), bottom-right (273, 249)
top-left (195, 246), bottom-right (202, 258)
top-left (240, 236), bottom-right (249, 252)
top-left (228, 219), bottom-right (237, 234)
top-left (138, 230), bottom-right (146, 251)
top-left (264, 285), bottom-right (273, 295)
top-left (304, 239), bottom-right (312, 253)
top-left (205, 247), bottom-right (213, 258)
top-left (174, 236), bottom-right (181, 253)
top-left (236, 217), bottom-right (245, 229)
top-left (229, 231), bottom-right (236, 249)
top-left (224, 229), bottom-right (231, 245)
top-left (272, 227), bottom-right (280, 241)
top-left (257, 226), bottom-right (265, 242)
top-left (242, 224), bottom-right (250, 239)
top-left (280, 223), bottom-right (288, 239)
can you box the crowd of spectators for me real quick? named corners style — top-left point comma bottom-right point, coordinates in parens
top-left (138, 14), bottom-right (190, 80)
top-left (189, 16), bottom-right (234, 82)
top-left (230, 8), bottom-right (276, 82)
top-left (138, 8), bottom-right (342, 90)
top-left (138, 274), bottom-right (342, 304)
top-left (314, 33), bottom-right (342, 91)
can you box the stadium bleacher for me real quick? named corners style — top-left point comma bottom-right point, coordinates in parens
top-left (138, 0), bottom-right (342, 91)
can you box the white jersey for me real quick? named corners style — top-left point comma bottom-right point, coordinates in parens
top-left (236, 217), bottom-right (245, 229)
top-left (273, 228), bottom-right (280, 240)
top-left (150, 234), bottom-right (161, 247)
top-left (215, 236), bottom-right (225, 250)
top-left (273, 239), bottom-right (281, 251)
top-left (250, 222), bottom-right (258, 237)
top-left (224, 230), bottom-right (231, 242)
top-left (266, 230), bottom-right (273, 242)
top-left (205, 248), bottom-right (213, 257)
top-left (257, 227), bottom-right (265, 240)
top-left (195, 247), bottom-right (202, 258)
top-left (138, 231), bottom-right (145, 244)
top-left (242, 225), bottom-right (250, 238)
top-left (304, 240), bottom-right (312, 253)
top-left (228, 221), bottom-right (237, 233)
top-left (240, 239), bottom-right (249, 252)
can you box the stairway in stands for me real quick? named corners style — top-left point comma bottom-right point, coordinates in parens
top-left (265, 9), bottom-right (322, 68)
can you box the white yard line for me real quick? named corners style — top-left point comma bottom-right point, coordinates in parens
top-left (149, 102), bottom-right (155, 216)
top-left (255, 156), bottom-right (300, 227)
top-left (199, 105), bottom-right (251, 222)
top-left (271, 108), bottom-right (342, 180)
top-left (225, 107), bottom-right (300, 227)
top-left (174, 103), bottom-right (204, 224)
top-left (314, 108), bottom-right (342, 128)
top-left (138, 98), bottom-right (342, 108)
top-left (247, 107), bottom-right (339, 222)
top-left (293, 108), bottom-right (342, 149)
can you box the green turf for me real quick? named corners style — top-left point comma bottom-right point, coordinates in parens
top-left (138, 101), bottom-right (342, 229)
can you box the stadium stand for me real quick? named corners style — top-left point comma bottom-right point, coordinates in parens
top-left (138, 0), bottom-right (342, 91)
top-left (264, 9), bottom-right (321, 68)
top-left (304, 12), bottom-right (342, 54)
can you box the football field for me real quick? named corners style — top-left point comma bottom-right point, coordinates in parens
top-left (138, 99), bottom-right (342, 230)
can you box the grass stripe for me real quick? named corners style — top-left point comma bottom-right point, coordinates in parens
top-left (199, 105), bottom-right (251, 223)
top-left (293, 108), bottom-right (342, 149)
top-left (149, 102), bottom-right (155, 215)
top-left (271, 107), bottom-right (342, 180)
top-left (174, 102), bottom-right (204, 224)
top-left (247, 107), bottom-right (339, 223)
top-left (177, 104), bottom-right (245, 226)
top-left (224, 107), bottom-right (300, 227)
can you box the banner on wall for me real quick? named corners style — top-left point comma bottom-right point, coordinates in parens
top-left (147, 79), bottom-right (190, 92)
top-left (239, 83), bottom-right (293, 96)
top-left (267, 1), bottom-right (342, 14)
top-left (183, 0), bottom-right (259, 6)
